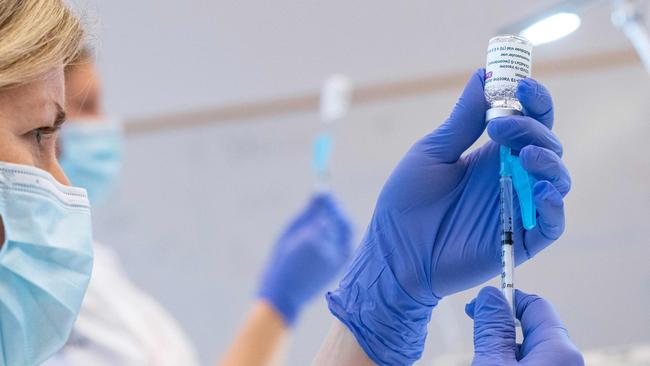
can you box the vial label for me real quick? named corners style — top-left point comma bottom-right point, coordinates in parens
top-left (485, 40), bottom-right (533, 104)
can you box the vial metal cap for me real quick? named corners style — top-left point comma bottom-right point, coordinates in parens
top-left (488, 34), bottom-right (532, 46)
top-left (486, 107), bottom-right (523, 121)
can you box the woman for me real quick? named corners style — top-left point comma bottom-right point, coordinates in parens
top-left (0, 1), bottom-right (93, 365)
top-left (47, 48), bottom-right (353, 366)
top-left (0, 2), bottom-right (352, 365)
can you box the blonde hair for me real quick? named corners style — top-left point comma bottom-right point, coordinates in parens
top-left (0, 0), bottom-right (84, 89)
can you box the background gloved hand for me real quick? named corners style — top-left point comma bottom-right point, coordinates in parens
top-left (258, 193), bottom-right (353, 326)
top-left (327, 69), bottom-right (571, 365)
top-left (466, 286), bottom-right (584, 366)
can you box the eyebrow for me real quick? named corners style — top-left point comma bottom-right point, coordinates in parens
top-left (53, 102), bottom-right (66, 127)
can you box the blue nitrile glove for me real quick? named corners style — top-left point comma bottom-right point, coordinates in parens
top-left (258, 193), bottom-right (353, 325)
top-left (466, 286), bottom-right (584, 366)
top-left (326, 69), bottom-right (571, 365)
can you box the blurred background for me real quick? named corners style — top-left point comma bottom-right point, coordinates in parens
top-left (68, 0), bottom-right (649, 365)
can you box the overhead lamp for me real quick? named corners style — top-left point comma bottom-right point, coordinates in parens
top-left (520, 12), bottom-right (582, 45)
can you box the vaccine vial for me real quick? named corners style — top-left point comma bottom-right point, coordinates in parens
top-left (485, 35), bottom-right (533, 121)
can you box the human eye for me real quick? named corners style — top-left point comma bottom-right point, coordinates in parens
top-left (31, 124), bottom-right (61, 145)
top-left (29, 109), bottom-right (66, 146)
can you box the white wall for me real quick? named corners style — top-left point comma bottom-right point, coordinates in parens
top-left (94, 63), bottom-right (650, 365)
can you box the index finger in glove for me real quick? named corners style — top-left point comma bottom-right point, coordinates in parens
top-left (487, 116), bottom-right (563, 157)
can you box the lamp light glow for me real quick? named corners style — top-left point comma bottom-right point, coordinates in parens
top-left (520, 12), bottom-right (582, 46)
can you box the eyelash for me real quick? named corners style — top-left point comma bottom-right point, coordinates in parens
top-left (33, 125), bottom-right (61, 145)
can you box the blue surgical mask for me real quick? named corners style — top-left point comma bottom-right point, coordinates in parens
top-left (0, 162), bottom-right (93, 366)
top-left (59, 118), bottom-right (124, 205)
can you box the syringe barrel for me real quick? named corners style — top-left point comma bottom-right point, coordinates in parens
top-left (500, 175), bottom-right (516, 319)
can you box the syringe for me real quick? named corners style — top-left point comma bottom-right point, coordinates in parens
top-left (313, 74), bottom-right (352, 191)
top-left (499, 146), bottom-right (516, 320)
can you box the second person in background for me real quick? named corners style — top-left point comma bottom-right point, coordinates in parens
top-left (45, 48), bottom-right (353, 366)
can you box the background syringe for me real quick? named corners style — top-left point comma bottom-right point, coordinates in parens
top-left (313, 74), bottom-right (352, 191)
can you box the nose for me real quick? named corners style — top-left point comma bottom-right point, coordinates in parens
top-left (50, 160), bottom-right (71, 186)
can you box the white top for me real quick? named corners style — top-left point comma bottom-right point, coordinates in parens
top-left (43, 242), bottom-right (201, 366)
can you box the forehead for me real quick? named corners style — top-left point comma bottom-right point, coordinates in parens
top-left (0, 67), bottom-right (65, 124)
top-left (21, 67), bottom-right (65, 103)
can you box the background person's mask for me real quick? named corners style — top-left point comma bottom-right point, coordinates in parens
top-left (59, 117), bottom-right (124, 206)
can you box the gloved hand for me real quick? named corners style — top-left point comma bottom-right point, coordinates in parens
top-left (466, 286), bottom-right (584, 366)
top-left (258, 193), bottom-right (353, 326)
top-left (327, 69), bottom-right (571, 365)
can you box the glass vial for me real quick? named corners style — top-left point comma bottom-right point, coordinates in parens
top-left (485, 35), bottom-right (533, 121)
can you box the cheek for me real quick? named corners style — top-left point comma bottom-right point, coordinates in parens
top-left (0, 134), bottom-right (69, 185)
top-left (0, 133), bottom-right (37, 166)
top-left (30, 135), bottom-right (68, 185)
